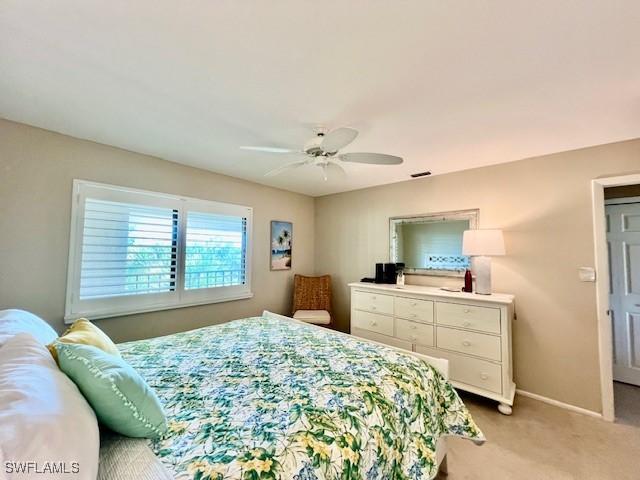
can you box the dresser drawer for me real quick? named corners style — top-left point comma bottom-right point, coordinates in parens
top-left (353, 290), bottom-right (394, 315)
top-left (436, 326), bottom-right (501, 361)
top-left (351, 310), bottom-right (394, 336)
top-left (395, 318), bottom-right (434, 346)
top-left (395, 296), bottom-right (434, 323)
top-left (436, 302), bottom-right (501, 334)
top-left (416, 345), bottom-right (503, 394)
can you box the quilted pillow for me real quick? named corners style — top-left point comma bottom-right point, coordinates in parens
top-left (56, 342), bottom-right (167, 439)
top-left (48, 318), bottom-right (120, 363)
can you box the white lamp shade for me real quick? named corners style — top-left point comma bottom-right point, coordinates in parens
top-left (462, 229), bottom-right (505, 256)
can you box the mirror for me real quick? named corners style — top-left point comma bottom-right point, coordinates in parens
top-left (390, 209), bottom-right (478, 276)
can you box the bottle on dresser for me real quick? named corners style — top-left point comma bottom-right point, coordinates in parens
top-left (396, 263), bottom-right (405, 286)
top-left (463, 269), bottom-right (473, 292)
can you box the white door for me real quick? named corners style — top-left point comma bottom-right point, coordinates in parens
top-left (606, 201), bottom-right (640, 386)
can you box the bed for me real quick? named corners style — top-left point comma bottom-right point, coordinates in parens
top-left (117, 311), bottom-right (484, 480)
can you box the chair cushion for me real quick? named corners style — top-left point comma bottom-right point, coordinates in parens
top-left (293, 310), bottom-right (331, 325)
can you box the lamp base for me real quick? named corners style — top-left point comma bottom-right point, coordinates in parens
top-left (473, 256), bottom-right (492, 295)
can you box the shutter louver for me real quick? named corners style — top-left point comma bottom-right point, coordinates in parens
top-left (79, 198), bottom-right (178, 299)
top-left (66, 181), bottom-right (253, 320)
top-left (185, 211), bottom-right (247, 289)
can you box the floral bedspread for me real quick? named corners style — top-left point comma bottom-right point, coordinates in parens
top-left (119, 314), bottom-right (484, 480)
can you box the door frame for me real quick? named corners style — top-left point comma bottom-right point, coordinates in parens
top-left (592, 173), bottom-right (640, 422)
top-left (605, 195), bottom-right (640, 206)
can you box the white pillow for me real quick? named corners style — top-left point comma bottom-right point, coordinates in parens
top-left (0, 333), bottom-right (99, 480)
top-left (0, 309), bottom-right (58, 347)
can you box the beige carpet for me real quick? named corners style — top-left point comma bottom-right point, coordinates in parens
top-left (438, 393), bottom-right (640, 480)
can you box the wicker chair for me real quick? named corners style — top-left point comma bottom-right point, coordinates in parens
top-left (292, 274), bottom-right (333, 327)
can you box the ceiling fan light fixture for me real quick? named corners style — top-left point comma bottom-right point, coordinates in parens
top-left (303, 134), bottom-right (325, 156)
top-left (243, 125), bottom-right (402, 180)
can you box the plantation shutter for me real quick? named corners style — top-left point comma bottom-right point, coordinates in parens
top-left (66, 180), bottom-right (253, 320)
top-left (184, 211), bottom-right (247, 289)
top-left (79, 198), bottom-right (178, 299)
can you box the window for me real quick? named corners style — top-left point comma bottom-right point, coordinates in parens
top-left (79, 199), bottom-right (179, 300)
top-left (65, 180), bottom-right (252, 321)
top-left (184, 212), bottom-right (246, 290)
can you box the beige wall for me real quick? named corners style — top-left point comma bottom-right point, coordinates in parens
top-left (315, 138), bottom-right (640, 412)
top-left (3, 116), bottom-right (640, 413)
top-left (0, 119), bottom-right (315, 342)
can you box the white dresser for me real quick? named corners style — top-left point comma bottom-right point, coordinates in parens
top-left (349, 282), bottom-right (516, 414)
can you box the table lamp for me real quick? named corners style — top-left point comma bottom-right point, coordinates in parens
top-left (462, 229), bottom-right (505, 295)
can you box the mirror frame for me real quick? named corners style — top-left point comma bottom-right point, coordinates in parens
top-left (389, 209), bottom-right (479, 277)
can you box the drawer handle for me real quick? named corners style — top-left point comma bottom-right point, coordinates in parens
top-left (462, 340), bottom-right (472, 347)
top-left (463, 321), bottom-right (472, 327)
top-left (411, 302), bottom-right (417, 307)
top-left (409, 325), bottom-right (417, 330)
top-left (480, 373), bottom-right (489, 380)
top-left (371, 296), bottom-right (377, 300)
top-left (410, 313), bottom-right (417, 318)
top-left (410, 335), bottom-right (417, 341)
top-left (370, 321), bottom-right (378, 327)
top-left (371, 306), bottom-right (377, 310)
top-left (464, 308), bottom-right (471, 314)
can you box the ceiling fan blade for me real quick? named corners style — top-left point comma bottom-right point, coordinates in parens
top-left (338, 152), bottom-right (403, 165)
top-left (240, 146), bottom-right (297, 154)
top-left (264, 159), bottom-right (309, 177)
top-left (321, 127), bottom-right (358, 153)
top-left (327, 159), bottom-right (347, 176)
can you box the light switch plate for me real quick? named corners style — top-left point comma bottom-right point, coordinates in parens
top-left (578, 267), bottom-right (596, 282)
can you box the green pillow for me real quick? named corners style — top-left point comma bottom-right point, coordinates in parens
top-left (56, 342), bottom-right (167, 439)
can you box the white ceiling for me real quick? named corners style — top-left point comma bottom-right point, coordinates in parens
top-left (1, 1), bottom-right (639, 197)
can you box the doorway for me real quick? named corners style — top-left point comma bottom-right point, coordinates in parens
top-left (605, 193), bottom-right (640, 426)
top-left (591, 174), bottom-right (640, 422)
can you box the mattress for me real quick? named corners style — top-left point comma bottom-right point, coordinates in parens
top-left (119, 313), bottom-right (484, 479)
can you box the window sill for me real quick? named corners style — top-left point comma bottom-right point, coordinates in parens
top-left (63, 291), bottom-right (254, 324)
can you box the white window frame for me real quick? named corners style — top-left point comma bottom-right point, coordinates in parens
top-left (65, 180), bottom-right (253, 322)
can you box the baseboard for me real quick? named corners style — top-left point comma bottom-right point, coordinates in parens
top-left (516, 389), bottom-right (602, 419)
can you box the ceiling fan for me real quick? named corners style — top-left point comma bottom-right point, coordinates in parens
top-left (240, 127), bottom-right (403, 181)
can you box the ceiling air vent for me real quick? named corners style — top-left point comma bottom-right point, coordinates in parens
top-left (410, 171), bottom-right (431, 178)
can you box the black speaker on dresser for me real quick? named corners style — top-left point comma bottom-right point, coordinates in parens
top-left (374, 263), bottom-right (385, 283)
top-left (383, 263), bottom-right (397, 284)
